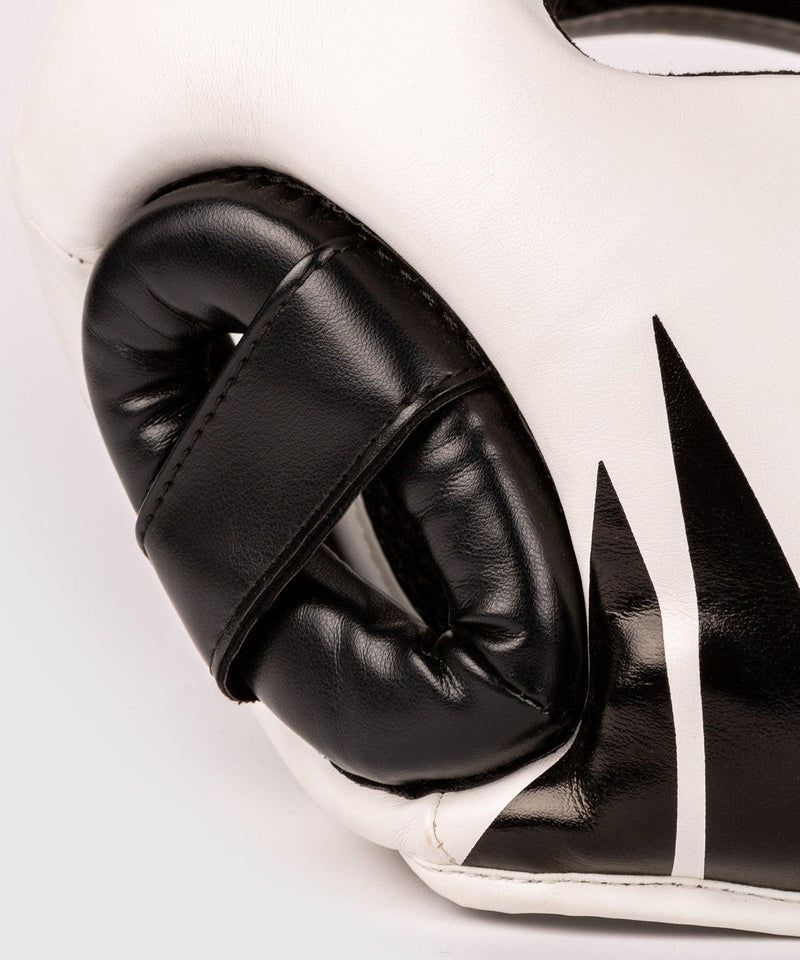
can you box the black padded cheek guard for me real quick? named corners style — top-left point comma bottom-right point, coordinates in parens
top-left (83, 170), bottom-right (587, 792)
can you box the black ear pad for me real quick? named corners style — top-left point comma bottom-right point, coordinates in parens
top-left (83, 168), bottom-right (586, 793)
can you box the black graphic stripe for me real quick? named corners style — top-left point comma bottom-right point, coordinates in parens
top-left (654, 318), bottom-right (800, 891)
top-left (465, 462), bottom-right (677, 875)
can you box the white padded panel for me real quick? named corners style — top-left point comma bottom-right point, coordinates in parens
top-left (405, 858), bottom-right (800, 937)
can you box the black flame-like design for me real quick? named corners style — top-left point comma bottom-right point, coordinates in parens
top-left (468, 319), bottom-right (800, 891)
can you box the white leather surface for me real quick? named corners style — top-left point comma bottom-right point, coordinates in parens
top-left (10, 0), bottom-right (800, 913)
top-left (405, 858), bottom-right (800, 937)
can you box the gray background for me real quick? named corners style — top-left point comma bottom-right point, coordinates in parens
top-left (3, 5), bottom-right (799, 957)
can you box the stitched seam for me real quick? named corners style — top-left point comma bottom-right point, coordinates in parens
top-left (137, 243), bottom-right (357, 543)
top-left (439, 641), bottom-right (549, 713)
top-left (430, 793), bottom-right (458, 865)
top-left (366, 243), bottom-right (483, 367)
top-left (410, 859), bottom-right (800, 905)
top-left (156, 169), bottom-right (483, 364)
top-left (151, 167), bottom-right (366, 234)
top-left (18, 207), bottom-right (96, 266)
top-left (21, 168), bottom-right (478, 363)
top-left (16, 168), bottom-right (354, 269)
top-left (210, 361), bottom-right (487, 670)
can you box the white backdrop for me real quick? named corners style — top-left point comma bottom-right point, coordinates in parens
top-left (3, 4), bottom-right (800, 957)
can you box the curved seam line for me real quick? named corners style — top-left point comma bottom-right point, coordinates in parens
top-left (17, 206), bottom-right (97, 267)
top-left (409, 858), bottom-right (800, 904)
top-left (436, 640), bottom-right (549, 714)
top-left (431, 793), bottom-right (458, 865)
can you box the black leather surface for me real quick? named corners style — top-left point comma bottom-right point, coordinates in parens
top-left (134, 235), bottom-right (490, 701)
top-left (83, 169), bottom-right (587, 791)
top-left (655, 320), bottom-right (800, 892)
top-left (468, 318), bottom-right (800, 890)
top-left (243, 388), bottom-right (588, 789)
top-left (466, 462), bottom-right (678, 874)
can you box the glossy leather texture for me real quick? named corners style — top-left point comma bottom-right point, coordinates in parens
top-left (467, 318), bottom-right (800, 893)
top-left (655, 320), bottom-right (800, 892)
top-left (83, 169), bottom-right (587, 792)
top-left (133, 233), bottom-right (490, 699)
top-left (466, 460), bottom-right (678, 875)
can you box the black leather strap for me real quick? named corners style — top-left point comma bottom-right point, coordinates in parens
top-left (134, 234), bottom-right (490, 698)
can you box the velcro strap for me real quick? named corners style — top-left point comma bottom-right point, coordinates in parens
top-left (136, 237), bottom-right (491, 698)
